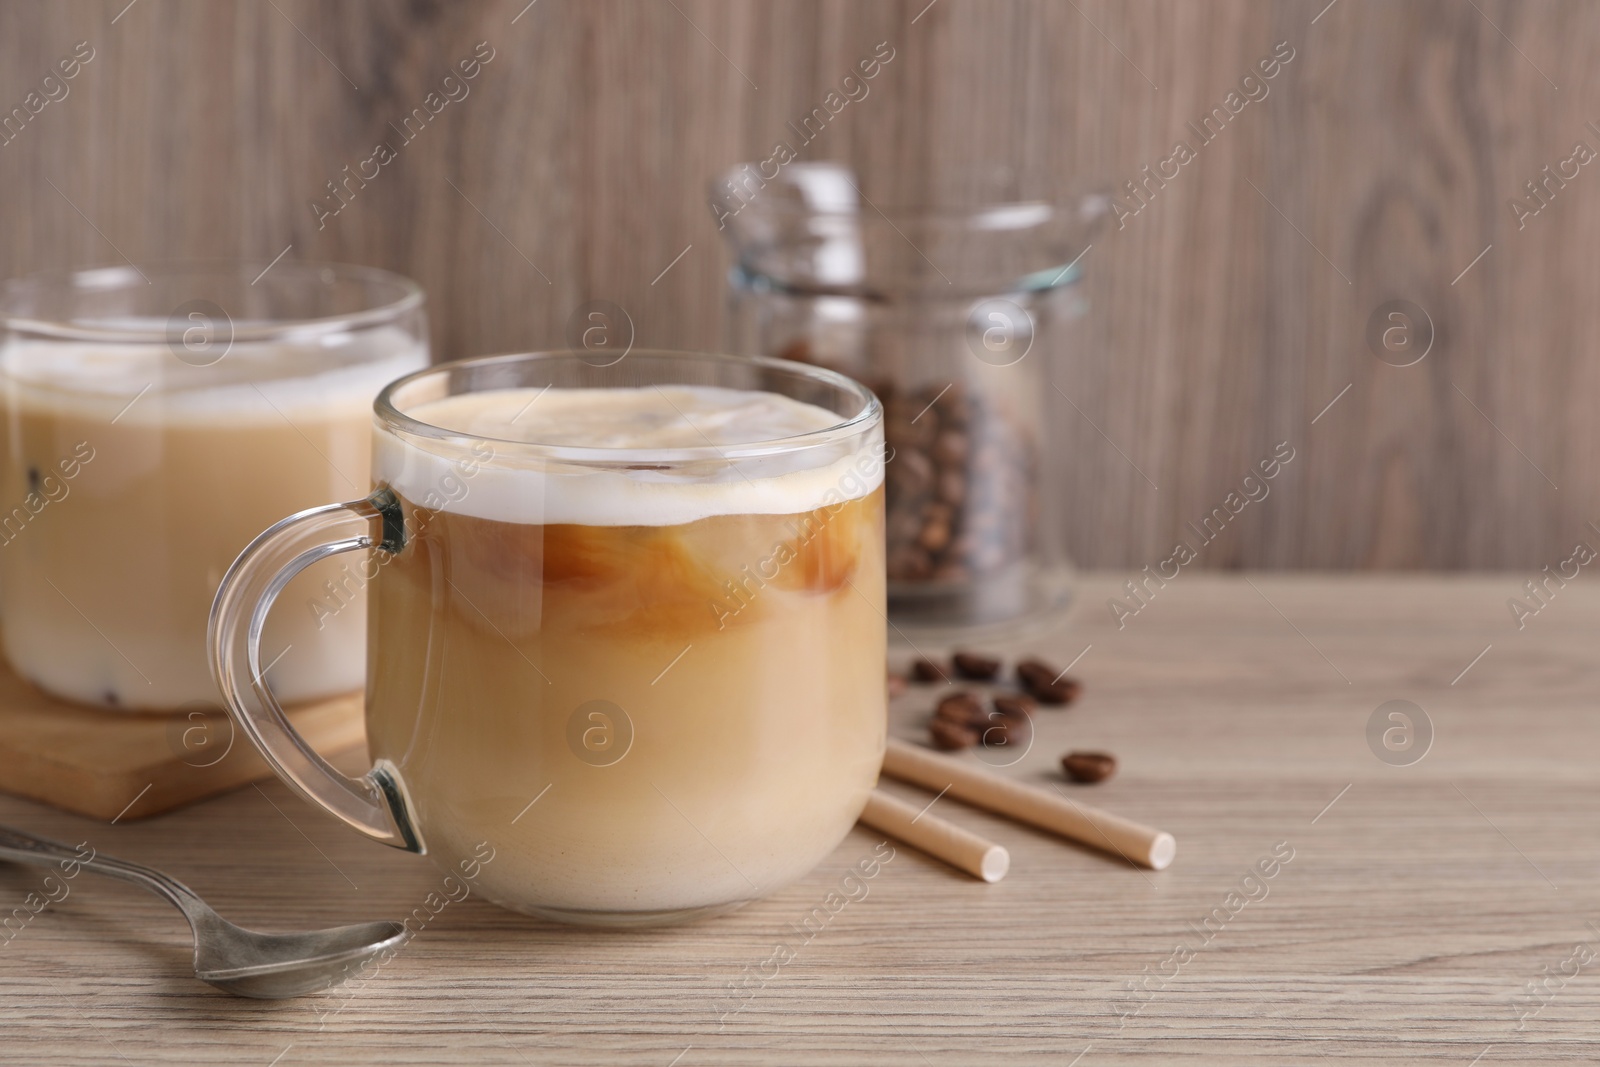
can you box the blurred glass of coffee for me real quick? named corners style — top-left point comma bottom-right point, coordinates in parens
top-left (0, 261), bottom-right (428, 710)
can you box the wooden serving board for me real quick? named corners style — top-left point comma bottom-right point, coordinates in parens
top-left (0, 660), bottom-right (364, 822)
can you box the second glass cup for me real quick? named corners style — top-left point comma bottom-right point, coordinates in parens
top-left (210, 350), bottom-right (888, 925)
top-left (0, 261), bottom-right (428, 711)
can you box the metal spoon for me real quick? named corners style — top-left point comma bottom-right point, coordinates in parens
top-left (0, 824), bottom-right (406, 998)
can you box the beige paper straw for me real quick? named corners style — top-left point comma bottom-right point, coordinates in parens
top-left (882, 738), bottom-right (1176, 871)
top-left (858, 788), bottom-right (1010, 883)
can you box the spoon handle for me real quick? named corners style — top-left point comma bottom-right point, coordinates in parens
top-left (0, 824), bottom-right (211, 920)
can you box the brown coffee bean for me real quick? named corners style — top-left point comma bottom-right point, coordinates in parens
top-left (1017, 658), bottom-right (1080, 705)
top-left (992, 693), bottom-right (1035, 719)
top-left (979, 711), bottom-right (1031, 748)
top-left (934, 691), bottom-right (985, 726)
top-left (930, 717), bottom-right (979, 750)
top-left (932, 430), bottom-right (967, 467)
top-left (1028, 678), bottom-right (1079, 705)
top-left (917, 519), bottom-right (951, 554)
top-left (1015, 659), bottom-right (1049, 687)
top-left (1061, 751), bottom-right (1116, 783)
top-left (951, 651), bottom-right (1002, 680)
top-left (777, 337), bottom-right (813, 363)
top-left (910, 657), bottom-right (950, 683)
top-left (879, 378), bottom-right (1043, 595)
top-left (937, 469), bottom-right (966, 507)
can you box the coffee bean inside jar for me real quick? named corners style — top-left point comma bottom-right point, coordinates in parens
top-left (881, 380), bottom-right (1038, 594)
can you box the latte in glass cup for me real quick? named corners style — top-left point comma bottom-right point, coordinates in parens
top-left (366, 384), bottom-right (886, 919)
top-left (210, 352), bottom-right (887, 925)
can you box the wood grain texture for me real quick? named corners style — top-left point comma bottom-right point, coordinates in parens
top-left (0, 0), bottom-right (1594, 570)
top-left (2, 574), bottom-right (1598, 1064)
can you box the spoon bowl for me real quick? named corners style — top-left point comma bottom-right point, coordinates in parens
top-left (0, 824), bottom-right (407, 999)
top-left (193, 916), bottom-right (407, 998)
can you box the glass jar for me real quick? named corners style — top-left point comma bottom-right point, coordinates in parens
top-left (713, 163), bottom-right (1102, 631)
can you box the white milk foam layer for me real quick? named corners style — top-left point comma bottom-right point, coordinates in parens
top-left (0, 326), bottom-right (426, 424)
top-left (380, 385), bottom-right (884, 527)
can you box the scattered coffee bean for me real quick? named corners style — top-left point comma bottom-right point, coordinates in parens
top-left (1032, 677), bottom-right (1080, 705)
top-left (929, 717), bottom-right (979, 751)
top-left (911, 645), bottom-right (1084, 750)
top-left (1061, 751), bottom-right (1116, 783)
top-left (1017, 658), bottom-right (1080, 705)
top-left (979, 711), bottom-right (1031, 748)
top-left (1016, 658), bottom-right (1054, 686)
top-left (951, 650), bottom-right (1002, 681)
top-left (992, 693), bottom-right (1035, 720)
top-left (934, 691), bottom-right (985, 727)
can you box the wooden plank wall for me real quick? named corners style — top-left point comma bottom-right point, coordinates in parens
top-left (0, 0), bottom-right (1591, 570)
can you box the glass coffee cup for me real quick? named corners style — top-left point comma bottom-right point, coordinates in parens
top-left (209, 350), bottom-right (887, 925)
top-left (0, 262), bottom-right (428, 711)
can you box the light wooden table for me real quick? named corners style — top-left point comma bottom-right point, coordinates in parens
top-left (2, 575), bottom-right (1597, 1066)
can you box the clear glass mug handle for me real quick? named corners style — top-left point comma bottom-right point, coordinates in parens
top-left (207, 488), bottom-right (424, 853)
